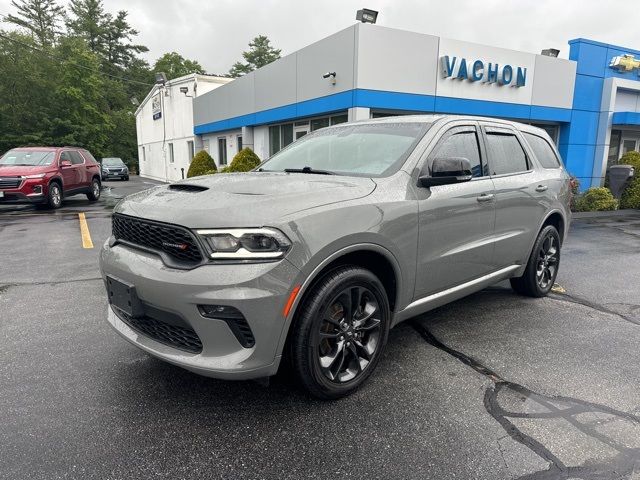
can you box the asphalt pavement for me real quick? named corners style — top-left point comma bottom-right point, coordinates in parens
top-left (1, 177), bottom-right (639, 479)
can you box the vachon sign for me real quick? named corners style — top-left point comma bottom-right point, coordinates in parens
top-left (441, 55), bottom-right (527, 87)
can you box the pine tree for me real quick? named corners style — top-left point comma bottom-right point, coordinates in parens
top-left (4, 0), bottom-right (65, 47)
top-left (66, 0), bottom-right (108, 53)
top-left (229, 35), bottom-right (281, 77)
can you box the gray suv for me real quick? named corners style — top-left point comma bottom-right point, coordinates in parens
top-left (100, 115), bottom-right (571, 399)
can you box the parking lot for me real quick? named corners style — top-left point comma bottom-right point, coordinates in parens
top-left (1, 176), bottom-right (639, 480)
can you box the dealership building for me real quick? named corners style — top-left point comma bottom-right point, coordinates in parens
top-left (137, 23), bottom-right (640, 188)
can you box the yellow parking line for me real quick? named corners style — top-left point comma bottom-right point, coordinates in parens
top-left (78, 212), bottom-right (94, 249)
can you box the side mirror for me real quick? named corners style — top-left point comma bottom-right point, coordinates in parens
top-left (60, 160), bottom-right (72, 167)
top-left (419, 157), bottom-right (473, 187)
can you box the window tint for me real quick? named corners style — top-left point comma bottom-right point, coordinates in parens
top-left (81, 150), bottom-right (97, 164)
top-left (523, 133), bottom-right (561, 168)
top-left (432, 130), bottom-right (483, 178)
top-left (68, 151), bottom-right (84, 164)
top-left (485, 132), bottom-right (528, 175)
top-left (60, 151), bottom-right (73, 164)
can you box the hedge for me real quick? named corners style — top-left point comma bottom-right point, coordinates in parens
top-left (187, 150), bottom-right (217, 178)
top-left (618, 151), bottom-right (640, 209)
top-left (574, 187), bottom-right (618, 212)
top-left (223, 148), bottom-right (261, 173)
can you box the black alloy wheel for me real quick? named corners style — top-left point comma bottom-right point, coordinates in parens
top-left (510, 225), bottom-right (561, 297)
top-left (290, 266), bottom-right (390, 400)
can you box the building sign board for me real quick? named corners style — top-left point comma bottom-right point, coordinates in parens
top-left (440, 55), bottom-right (527, 87)
top-left (609, 54), bottom-right (640, 75)
top-left (152, 94), bottom-right (162, 120)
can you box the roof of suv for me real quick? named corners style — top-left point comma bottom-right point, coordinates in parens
top-left (350, 114), bottom-right (551, 137)
top-left (10, 146), bottom-right (85, 151)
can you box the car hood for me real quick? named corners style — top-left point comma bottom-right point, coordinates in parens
top-left (0, 165), bottom-right (52, 176)
top-left (115, 172), bottom-right (377, 228)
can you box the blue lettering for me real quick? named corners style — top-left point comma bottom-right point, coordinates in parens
top-left (471, 60), bottom-right (484, 81)
top-left (441, 56), bottom-right (456, 78)
top-left (516, 67), bottom-right (527, 87)
top-left (486, 63), bottom-right (499, 83)
top-left (456, 58), bottom-right (468, 80)
top-left (501, 65), bottom-right (513, 85)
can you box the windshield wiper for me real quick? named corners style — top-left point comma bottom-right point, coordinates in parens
top-left (284, 166), bottom-right (335, 175)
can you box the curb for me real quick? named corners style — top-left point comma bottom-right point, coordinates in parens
top-left (572, 209), bottom-right (639, 219)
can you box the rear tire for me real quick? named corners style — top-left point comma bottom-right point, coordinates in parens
top-left (289, 266), bottom-right (390, 400)
top-left (510, 225), bottom-right (560, 297)
top-left (46, 182), bottom-right (62, 209)
top-left (86, 178), bottom-right (101, 202)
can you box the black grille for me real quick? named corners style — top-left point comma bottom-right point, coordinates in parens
top-left (112, 307), bottom-right (203, 353)
top-left (112, 214), bottom-right (203, 265)
top-left (0, 177), bottom-right (21, 189)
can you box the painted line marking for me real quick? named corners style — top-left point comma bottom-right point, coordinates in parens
top-left (78, 212), bottom-right (94, 249)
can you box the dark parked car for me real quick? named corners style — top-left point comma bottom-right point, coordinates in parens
top-left (101, 157), bottom-right (129, 181)
top-left (100, 115), bottom-right (571, 399)
top-left (0, 147), bottom-right (101, 209)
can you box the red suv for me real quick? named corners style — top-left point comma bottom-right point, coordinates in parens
top-left (0, 147), bottom-right (102, 209)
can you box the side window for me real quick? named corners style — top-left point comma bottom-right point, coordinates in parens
top-left (523, 132), bottom-right (561, 168)
top-left (81, 150), bottom-right (97, 164)
top-left (430, 128), bottom-right (484, 178)
top-left (69, 151), bottom-right (84, 164)
top-left (60, 151), bottom-right (73, 164)
top-left (484, 130), bottom-right (529, 175)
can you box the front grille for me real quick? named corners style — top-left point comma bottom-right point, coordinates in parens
top-left (112, 306), bottom-right (203, 353)
top-left (0, 177), bottom-right (21, 189)
top-left (112, 214), bottom-right (203, 265)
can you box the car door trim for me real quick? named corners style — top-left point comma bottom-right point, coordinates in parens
top-left (394, 264), bottom-right (520, 323)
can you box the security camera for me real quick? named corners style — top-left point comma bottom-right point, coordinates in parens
top-left (322, 72), bottom-right (336, 79)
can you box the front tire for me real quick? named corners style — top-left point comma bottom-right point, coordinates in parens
top-left (510, 225), bottom-right (560, 297)
top-left (86, 178), bottom-right (101, 202)
top-left (46, 182), bottom-right (62, 209)
top-left (290, 266), bottom-right (390, 400)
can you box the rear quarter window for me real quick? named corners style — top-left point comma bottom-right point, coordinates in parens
top-left (80, 150), bottom-right (98, 164)
top-left (523, 132), bottom-right (561, 169)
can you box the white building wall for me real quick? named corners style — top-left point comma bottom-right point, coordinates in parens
top-left (136, 75), bottom-right (229, 182)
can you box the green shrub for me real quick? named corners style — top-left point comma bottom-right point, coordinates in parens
top-left (619, 151), bottom-right (640, 209)
top-left (574, 187), bottom-right (618, 212)
top-left (187, 150), bottom-right (217, 178)
top-left (223, 148), bottom-right (261, 173)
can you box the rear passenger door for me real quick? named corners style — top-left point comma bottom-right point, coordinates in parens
top-left (414, 123), bottom-right (497, 299)
top-left (68, 151), bottom-right (87, 187)
top-left (59, 150), bottom-right (78, 190)
top-left (479, 123), bottom-right (547, 268)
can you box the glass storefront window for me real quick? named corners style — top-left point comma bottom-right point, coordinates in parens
top-left (282, 123), bottom-right (294, 148)
top-left (607, 130), bottom-right (621, 166)
top-left (330, 114), bottom-right (348, 126)
top-left (269, 126), bottom-right (281, 156)
top-left (311, 117), bottom-right (330, 131)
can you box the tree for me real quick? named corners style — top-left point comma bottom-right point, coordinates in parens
top-left (103, 10), bottom-right (148, 69)
top-left (153, 51), bottom-right (205, 80)
top-left (4, 0), bottom-right (65, 47)
top-left (229, 35), bottom-right (281, 77)
top-left (66, 0), bottom-right (108, 53)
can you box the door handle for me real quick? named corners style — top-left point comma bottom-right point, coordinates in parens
top-left (535, 185), bottom-right (548, 192)
top-left (476, 193), bottom-right (495, 203)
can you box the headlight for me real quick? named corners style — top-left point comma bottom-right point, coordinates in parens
top-left (196, 228), bottom-right (291, 261)
top-left (22, 173), bottom-right (46, 179)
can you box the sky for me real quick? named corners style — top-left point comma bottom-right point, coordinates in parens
top-left (1, 0), bottom-right (639, 73)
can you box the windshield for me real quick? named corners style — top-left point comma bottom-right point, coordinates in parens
top-left (260, 122), bottom-right (428, 177)
top-left (102, 158), bottom-right (124, 166)
top-left (0, 149), bottom-right (55, 166)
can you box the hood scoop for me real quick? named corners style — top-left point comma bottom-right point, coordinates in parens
top-left (169, 183), bottom-right (209, 192)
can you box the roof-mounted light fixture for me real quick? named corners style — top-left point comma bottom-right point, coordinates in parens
top-left (541, 48), bottom-right (560, 58)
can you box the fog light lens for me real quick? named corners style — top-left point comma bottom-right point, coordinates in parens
top-left (32, 185), bottom-right (42, 194)
top-left (198, 304), bottom-right (243, 320)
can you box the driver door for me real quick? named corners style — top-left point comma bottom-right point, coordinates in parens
top-left (414, 123), bottom-right (497, 299)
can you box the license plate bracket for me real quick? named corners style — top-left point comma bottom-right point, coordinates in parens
top-left (106, 276), bottom-right (144, 318)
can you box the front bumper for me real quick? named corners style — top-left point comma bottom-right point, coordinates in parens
top-left (0, 179), bottom-right (47, 204)
top-left (100, 240), bottom-right (301, 379)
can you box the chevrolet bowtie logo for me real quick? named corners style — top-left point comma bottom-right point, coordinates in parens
top-left (609, 54), bottom-right (640, 74)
